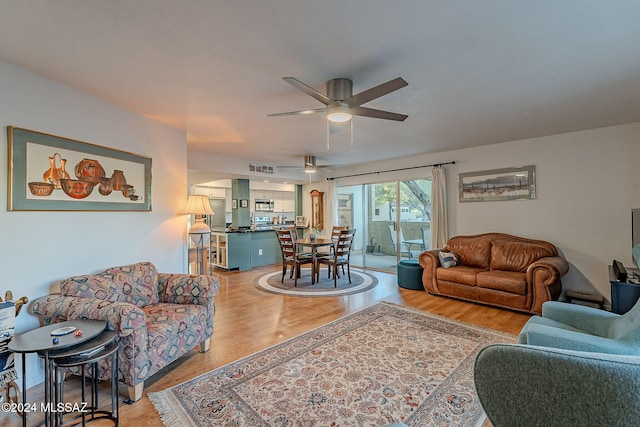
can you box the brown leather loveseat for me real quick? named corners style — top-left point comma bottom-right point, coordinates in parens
top-left (418, 233), bottom-right (569, 315)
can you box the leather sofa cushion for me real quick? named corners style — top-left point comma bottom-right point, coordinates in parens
top-left (490, 240), bottom-right (554, 273)
top-left (445, 238), bottom-right (491, 269)
top-left (477, 270), bottom-right (527, 294)
top-left (437, 265), bottom-right (485, 286)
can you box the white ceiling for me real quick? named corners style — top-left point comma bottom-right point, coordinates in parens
top-left (1, 1), bottom-right (640, 181)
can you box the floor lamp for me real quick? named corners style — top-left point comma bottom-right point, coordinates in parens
top-left (179, 195), bottom-right (214, 275)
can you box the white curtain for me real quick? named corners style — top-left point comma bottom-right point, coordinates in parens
top-left (431, 166), bottom-right (448, 249)
top-left (325, 179), bottom-right (338, 235)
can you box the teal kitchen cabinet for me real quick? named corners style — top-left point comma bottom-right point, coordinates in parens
top-left (226, 232), bottom-right (251, 271)
top-left (251, 231), bottom-right (282, 267)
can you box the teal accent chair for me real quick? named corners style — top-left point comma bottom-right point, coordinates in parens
top-left (518, 299), bottom-right (640, 354)
top-left (474, 344), bottom-right (640, 427)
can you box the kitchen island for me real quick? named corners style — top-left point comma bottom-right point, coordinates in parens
top-left (211, 226), bottom-right (291, 271)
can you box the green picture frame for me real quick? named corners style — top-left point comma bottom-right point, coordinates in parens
top-left (8, 126), bottom-right (152, 211)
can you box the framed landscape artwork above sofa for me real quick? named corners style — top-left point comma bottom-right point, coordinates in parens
top-left (458, 165), bottom-right (535, 202)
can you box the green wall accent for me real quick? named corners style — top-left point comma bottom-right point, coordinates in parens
top-left (295, 184), bottom-right (303, 216)
top-left (232, 178), bottom-right (250, 227)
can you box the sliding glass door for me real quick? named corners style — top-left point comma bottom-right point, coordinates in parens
top-left (339, 178), bottom-right (432, 273)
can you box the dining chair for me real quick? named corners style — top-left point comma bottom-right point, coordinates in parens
top-left (275, 228), bottom-right (313, 286)
top-left (317, 226), bottom-right (350, 259)
top-left (317, 229), bottom-right (356, 287)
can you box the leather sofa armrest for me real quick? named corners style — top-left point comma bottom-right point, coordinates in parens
top-left (157, 273), bottom-right (221, 305)
top-left (527, 256), bottom-right (569, 288)
top-left (474, 344), bottom-right (640, 427)
top-left (419, 250), bottom-right (440, 293)
top-left (529, 256), bottom-right (570, 277)
top-left (527, 256), bottom-right (570, 313)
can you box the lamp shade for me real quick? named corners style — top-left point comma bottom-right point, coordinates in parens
top-left (180, 195), bottom-right (214, 238)
top-left (179, 195), bottom-right (215, 216)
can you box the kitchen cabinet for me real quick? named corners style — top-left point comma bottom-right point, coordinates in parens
top-left (251, 231), bottom-right (282, 267)
top-left (227, 233), bottom-right (251, 271)
top-left (214, 230), bottom-right (282, 271)
top-left (211, 232), bottom-right (227, 269)
top-left (273, 192), bottom-right (283, 212)
top-left (282, 191), bottom-right (295, 212)
top-left (212, 232), bottom-right (251, 271)
top-left (272, 191), bottom-right (295, 213)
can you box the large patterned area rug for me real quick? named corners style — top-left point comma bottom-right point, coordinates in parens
top-left (149, 302), bottom-right (516, 427)
top-left (254, 268), bottom-right (378, 297)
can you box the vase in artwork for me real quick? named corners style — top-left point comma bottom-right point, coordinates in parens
top-left (42, 153), bottom-right (70, 189)
top-left (111, 170), bottom-right (127, 191)
top-left (75, 158), bottom-right (106, 182)
top-left (98, 177), bottom-right (113, 196)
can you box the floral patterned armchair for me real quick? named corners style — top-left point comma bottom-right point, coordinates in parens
top-left (30, 262), bottom-right (220, 402)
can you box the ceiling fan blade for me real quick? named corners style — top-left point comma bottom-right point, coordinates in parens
top-left (351, 106), bottom-right (408, 122)
top-left (267, 108), bottom-right (326, 117)
top-left (345, 77), bottom-right (408, 107)
top-left (282, 77), bottom-right (340, 106)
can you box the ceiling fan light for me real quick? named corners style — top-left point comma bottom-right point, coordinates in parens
top-left (327, 106), bottom-right (352, 123)
top-left (304, 165), bottom-right (316, 173)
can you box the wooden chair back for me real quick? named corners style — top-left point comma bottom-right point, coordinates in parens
top-left (331, 226), bottom-right (349, 239)
top-left (276, 229), bottom-right (296, 259)
top-left (335, 229), bottom-right (356, 258)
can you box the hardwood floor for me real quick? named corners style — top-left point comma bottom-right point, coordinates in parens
top-left (1, 265), bottom-right (530, 426)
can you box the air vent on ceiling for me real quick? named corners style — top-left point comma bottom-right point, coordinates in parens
top-left (249, 164), bottom-right (274, 174)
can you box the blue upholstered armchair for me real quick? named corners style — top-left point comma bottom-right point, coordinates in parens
top-left (518, 299), bottom-right (640, 354)
top-left (474, 344), bottom-right (640, 427)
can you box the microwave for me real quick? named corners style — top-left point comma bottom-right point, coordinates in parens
top-left (255, 198), bottom-right (274, 212)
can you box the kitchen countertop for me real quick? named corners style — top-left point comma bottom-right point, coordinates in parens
top-left (211, 225), bottom-right (297, 233)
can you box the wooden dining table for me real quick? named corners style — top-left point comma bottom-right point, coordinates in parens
top-left (295, 237), bottom-right (335, 284)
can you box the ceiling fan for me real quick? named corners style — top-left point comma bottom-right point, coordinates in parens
top-left (277, 155), bottom-right (336, 174)
top-left (268, 77), bottom-right (409, 122)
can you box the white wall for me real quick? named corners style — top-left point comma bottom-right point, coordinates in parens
top-left (0, 61), bottom-right (189, 387)
top-left (450, 124), bottom-right (640, 301)
top-left (327, 122), bottom-right (640, 305)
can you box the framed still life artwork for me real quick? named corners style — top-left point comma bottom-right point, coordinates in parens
top-left (8, 127), bottom-right (152, 211)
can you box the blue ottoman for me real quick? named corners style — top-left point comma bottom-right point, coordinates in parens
top-left (397, 259), bottom-right (424, 290)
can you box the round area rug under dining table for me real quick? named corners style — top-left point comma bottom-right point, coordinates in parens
top-left (255, 268), bottom-right (377, 297)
